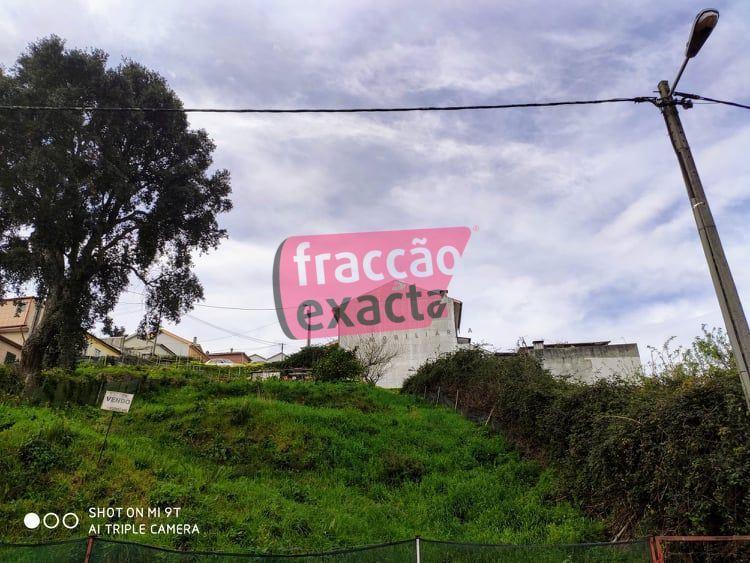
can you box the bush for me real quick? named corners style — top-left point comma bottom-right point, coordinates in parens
top-left (18, 438), bottom-right (66, 473)
top-left (0, 364), bottom-right (21, 395)
top-left (310, 346), bottom-right (363, 382)
top-left (379, 450), bottom-right (426, 485)
top-left (278, 345), bottom-right (330, 370)
top-left (402, 330), bottom-right (750, 538)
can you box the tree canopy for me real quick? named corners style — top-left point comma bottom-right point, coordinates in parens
top-left (0, 36), bottom-right (232, 376)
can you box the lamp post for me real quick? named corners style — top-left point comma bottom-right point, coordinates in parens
top-left (657, 9), bottom-right (750, 410)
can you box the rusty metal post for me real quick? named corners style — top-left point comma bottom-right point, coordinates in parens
top-left (84, 535), bottom-right (96, 563)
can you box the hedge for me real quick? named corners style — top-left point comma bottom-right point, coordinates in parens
top-left (402, 331), bottom-right (750, 538)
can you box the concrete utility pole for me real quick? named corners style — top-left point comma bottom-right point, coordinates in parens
top-left (657, 80), bottom-right (750, 410)
top-left (306, 305), bottom-right (312, 348)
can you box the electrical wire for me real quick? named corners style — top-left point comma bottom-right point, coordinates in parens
top-left (200, 320), bottom-right (284, 343)
top-left (0, 96), bottom-right (656, 114)
top-left (123, 289), bottom-right (295, 311)
top-left (185, 313), bottom-right (282, 346)
top-left (675, 92), bottom-right (750, 110)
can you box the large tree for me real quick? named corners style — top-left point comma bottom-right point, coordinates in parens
top-left (0, 37), bottom-right (232, 384)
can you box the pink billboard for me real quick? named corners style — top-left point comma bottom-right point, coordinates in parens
top-left (273, 227), bottom-right (471, 339)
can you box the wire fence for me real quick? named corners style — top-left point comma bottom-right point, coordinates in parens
top-left (0, 536), bottom-right (656, 562)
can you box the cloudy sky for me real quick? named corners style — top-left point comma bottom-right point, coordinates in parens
top-left (2, 0), bottom-right (750, 362)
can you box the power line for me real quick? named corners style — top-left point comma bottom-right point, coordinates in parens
top-left (195, 303), bottom-right (296, 311)
top-left (0, 96), bottom-right (656, 114)
top-left (123, 289), bottom-right (294, 311)
top-left (185, 313), bottom-right (282, 346)
top-left (200, 320), bottom-right (283, 343)
top-left (675, 91), bottom-right (750, 110)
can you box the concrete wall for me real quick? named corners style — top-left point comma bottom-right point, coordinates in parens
top-left (340, 296), bottom-right (459, 388)
top-left (536, 343), bottom-right (641, 383)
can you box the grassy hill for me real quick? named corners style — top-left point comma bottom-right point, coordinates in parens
top-left (0, 372), bottom-right (601, 553)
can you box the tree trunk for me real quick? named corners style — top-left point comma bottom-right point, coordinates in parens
top-left (21, 310), bottom-right (54, 395)
top-left (20, 277), bottom-right (93, 394)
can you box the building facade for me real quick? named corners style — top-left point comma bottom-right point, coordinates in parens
top-left (106, 329), bottom-right (208, 361)
top-left (206, 350), bottom-right (252, 364)
top-left (84, 334), bottom-right (123, 359)
top-left (0, 297), bottom-right (43, 364)
top-left (500, 340), bottom-right (642, 383)
top-left (339, 290), bottom-right (465, 389)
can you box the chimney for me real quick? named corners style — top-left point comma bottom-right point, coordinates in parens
top-left (230, 348), bottom-right (234, 353)
top-left (193, 337), bottom-right (197, 344)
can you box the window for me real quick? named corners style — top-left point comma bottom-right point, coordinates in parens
top-left (13, 302), bottom-right (26, 317)
top-left (4, 352), bottom-right (17, 364)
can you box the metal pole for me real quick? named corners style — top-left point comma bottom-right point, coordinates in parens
top-left (84, 535), bottom-right (96, 563)
top-left (658, 80), bottom-right (750, 410)
top-left (670, 58), bottom-right (689, 96)
top-left (306, 306), bottom-right (312, 348)
top-left (97, 411), bottom-right (115, 464)
top-left (415, 536), bottom-right (421, 563)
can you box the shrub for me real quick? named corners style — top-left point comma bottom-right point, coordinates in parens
top-left (278, 346), bottom-right (330, 370)
top-left (379, 450), bottom-right (426, 485)
top-left (310, 346), bottom-right (363, 382)
top-left (0, 364), bottom-right (21, 395)
top-left (402, 331), bottom-right (750, 538)
top-left (18, 438), bottom-right (65, 473)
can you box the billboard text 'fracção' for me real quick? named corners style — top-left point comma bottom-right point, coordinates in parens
top-left (273, 227), bottom-right (471, 339)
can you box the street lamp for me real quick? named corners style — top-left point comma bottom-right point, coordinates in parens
top-left (670, 9), bottom-right (720, 94)
top-left (657, 9), bottom-right (750, 410)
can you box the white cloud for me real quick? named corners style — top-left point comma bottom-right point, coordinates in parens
top-left (3, 0), bottom-right (750, 361)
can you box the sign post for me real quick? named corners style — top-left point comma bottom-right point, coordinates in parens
top-left (97, 390), bottom-right (135, 464)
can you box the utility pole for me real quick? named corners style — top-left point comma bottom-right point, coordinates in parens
top-left (306, 305), bottom-right (312, 348)
top-left (658, 80), bottom-right (750, 410)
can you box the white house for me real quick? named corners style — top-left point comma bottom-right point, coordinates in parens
top-left (109, 329), bottom-right (207, 361)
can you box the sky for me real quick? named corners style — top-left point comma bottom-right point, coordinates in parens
top-left (2, 0), bottom-right (750, 363)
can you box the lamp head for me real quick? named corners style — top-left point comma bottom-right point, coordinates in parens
top-left (685, 9), bottom-right (719, 58)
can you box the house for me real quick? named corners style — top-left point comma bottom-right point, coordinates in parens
top-left (112, 328), bottom-right (208, 361)
top-left (0, 335), bottom-right (22, 364)
top-left (497, 340), bottom-right (641, 383)
top-left (0, 297), bottom-right (43, 364)
top-left (206, 349), bottom-right (252, 364)
top-left (0, 297), bottom-right (124, 364)
top-left (248, 354), bottom-right (267, 363)
top-left (84, 334), bottom-right (123, 359)
top-left (338, 282), bottom-right (465, 389)
top-left (265, 352), bottom-right (287, 363)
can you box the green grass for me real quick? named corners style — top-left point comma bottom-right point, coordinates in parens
top-left (0, 375), bottom-right (602, 553)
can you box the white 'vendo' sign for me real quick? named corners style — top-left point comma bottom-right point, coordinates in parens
top-left (101, 391), bottom-right (134, 413)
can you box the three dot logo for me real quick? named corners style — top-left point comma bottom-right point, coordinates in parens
top-left (23, 512), bottom-right (40, 529)
top-left (23, 512), bottom-right (79, 530)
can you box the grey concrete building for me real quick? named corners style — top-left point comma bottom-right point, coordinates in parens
top-left (339, 290), bottom-right (466, 389)
top-left (499, 340), bottom-right (642, 383)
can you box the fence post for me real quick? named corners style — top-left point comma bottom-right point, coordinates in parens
top-left (648, 536), bottom-right (664, 563)
top-left (84, 535), bottom-right (96, 563)
top-left (484, 405), bottom-right (495, 426)
top-left (415, 536), bottom-right (421, 563)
